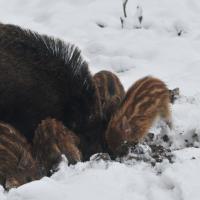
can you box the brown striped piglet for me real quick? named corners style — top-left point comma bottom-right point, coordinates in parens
top-left (105, 76), bottom-right (172, 156)
top-left (0, 122), bottom-right (41, 190)
top-left (93, 70), bottom-right (125, 124)
top-left (33, 118), bottom-right (82, 176)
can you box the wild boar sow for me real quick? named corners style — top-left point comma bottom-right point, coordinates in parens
top-left (0, 23), bottom-right (102, 147)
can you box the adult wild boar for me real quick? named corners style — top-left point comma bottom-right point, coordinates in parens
top-left (0, 23), bottom-right (102, 160)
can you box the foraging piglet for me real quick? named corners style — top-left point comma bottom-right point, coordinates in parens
top-left (105, 76), bottom-right (172, 156)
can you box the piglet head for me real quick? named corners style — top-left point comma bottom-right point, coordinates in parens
top-left (105, 116), bottom-right (135, 156)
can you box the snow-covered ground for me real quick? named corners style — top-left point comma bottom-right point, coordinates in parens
top-left (0, 0), bottom-right (200, 199)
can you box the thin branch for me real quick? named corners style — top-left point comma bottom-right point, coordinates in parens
top-left (120, 17), bottom-right (124, 29)
top-left (136, 5), bottom-right (143, 24)
top-left (123, 0), bottom-right (128, 18)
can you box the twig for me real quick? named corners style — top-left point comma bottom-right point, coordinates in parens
top-left (123, 0), bottom-right (128, 18)
top-left (120, 17), bottom-right (124, 29)
top-left (120, 0), bottom-right (128, 29)
top-left (136, 5), bottom-right (143, 24)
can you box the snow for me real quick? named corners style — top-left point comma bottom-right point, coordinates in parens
top-left (0, 0), bottom-right (200, 199)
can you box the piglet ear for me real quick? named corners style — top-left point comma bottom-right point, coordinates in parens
top-left (122, 116), bottom-right (131, 134)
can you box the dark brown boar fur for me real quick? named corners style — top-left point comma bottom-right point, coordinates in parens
top-left (33, 118), bottom-right (82, 175)
top-left (105, 76), bottom-right (172, 156)
top-left (0, 122), bottom-right (41, 190)
top-left (0, 23), bottom-right (102, 160)
top-left (93, 70), bottom-right (125, 123)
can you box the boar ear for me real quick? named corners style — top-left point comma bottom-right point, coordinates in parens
top-left (121, 116), bottom-right (131, 133)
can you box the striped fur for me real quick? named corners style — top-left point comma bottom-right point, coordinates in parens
top-left (0, 122), bottom-right (40, 190)
top-left (33, 118), bottom-right (82, 175)
top-left (105, 76), bottom-right (172, 156)
top-left (93, 70), bottom-right (125, 122)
